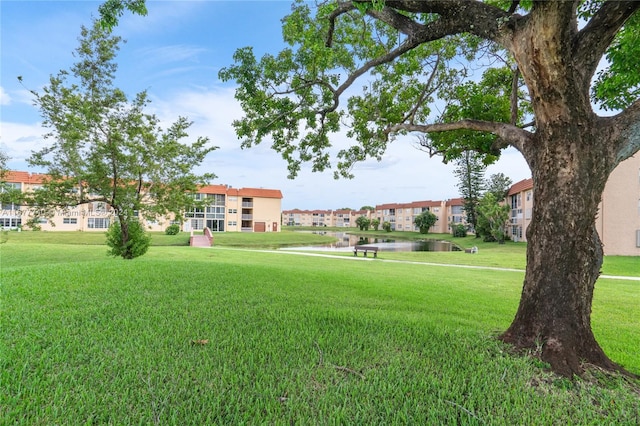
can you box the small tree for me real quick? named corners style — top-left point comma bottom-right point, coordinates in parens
top-left (414, 210), bottom-right (437, 234)
top-left (371, 218), bottom-right (380, 231)
top-left (454, 151), bottom-right (485, 236)
top-left (23, 21), bottom-right (216, 259)
top-left (477, 193), bottom-right (510, 244)
top-left (382, 221), bottom-right (392, 232)
top-left (106, 218), bottom-right (150, 259)
top-left (485, 173), bottom-right (513, 202)
top-left (165, 224), bottom-right (180, 235)
top-left (355, 215), bottom-right (370, 231)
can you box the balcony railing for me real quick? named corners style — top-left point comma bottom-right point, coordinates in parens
top-left (242, 214), bottom-right (253, 220)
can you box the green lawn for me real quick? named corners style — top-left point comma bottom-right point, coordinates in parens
top-left (1, 232), bottom-right (639, 424)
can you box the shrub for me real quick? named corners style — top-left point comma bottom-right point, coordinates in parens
top-left (414, 210), bottom-right (437, 234)
top-left (382, 221), bottom-right (392, 232)
top-left (355, 216), bottom-right (371, 231)
top-left (452, 224), bottom-right (467, 238)
top-left (165, 224), bottom-right (180, 235)
top-left (106, 219), bottom-right (151, 259)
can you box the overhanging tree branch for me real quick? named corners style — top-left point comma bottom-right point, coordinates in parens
top-left (608, 98), bottom-right (640, 164)
top-left (320, 35), bottom-right (428, 115)
top-left (574, 1), bottom-right (640, 79)
top-left (387, 119), bottom-right (530, 153)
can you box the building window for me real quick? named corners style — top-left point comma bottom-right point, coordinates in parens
top-left (228, 208), bottom-right (237, 214)
top-left (228, 221), bottom-right (237, 227)
top-left (511, 194), bottom-right (521, 209)
top-left (63, 218), bottom-right (78, 225)
top-left (1, 218), bottom-right (14, 227)
top-left (88, 218), bottom-right (109, 228)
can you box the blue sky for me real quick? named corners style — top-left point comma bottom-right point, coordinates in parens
top-left (0, 0), bottom-right (531, 210)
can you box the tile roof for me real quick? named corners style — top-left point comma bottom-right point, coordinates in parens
top-left (4, 171), bottom-right (47, 184)
top-left (508, 178), bottom-right (533, 196)
top-left (235, 187), bottom-right (283, 199)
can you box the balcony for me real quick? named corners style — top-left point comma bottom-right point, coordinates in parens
top-left (242, 214), bottom-right (253, 220)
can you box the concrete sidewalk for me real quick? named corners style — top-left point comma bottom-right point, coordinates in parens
top-left (213, 247), bottom-right (640, 282)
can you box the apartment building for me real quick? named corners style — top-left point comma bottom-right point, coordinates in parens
top-left (1, 171), bottom-right (283, 233)
top-left (507, 153), bottom-right (640, 255)
top-left (282, 209), bottom-right (332, 227)
top-left (282, 208), bottom-right (372, 228)
top-left (596, 154), bottom-right (640, 256)
top-left (507, 178), bottom-right (534, 243)
top-left (284, 200), bottom-right (465, 233)
top-left (184, 185), bottom-right (283, 233)
top-left (374, 200), bottom-right (449, 233)
top-left (445, 198), bottom-right (467, 232)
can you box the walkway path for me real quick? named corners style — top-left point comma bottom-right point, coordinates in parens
top-left (208, 246), bottom-right (640, 282)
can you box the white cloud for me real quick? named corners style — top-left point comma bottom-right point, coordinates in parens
top-left (135, 45), bottom-right (209, 66)
top-left (0, 87), bottom-right (11, 105)
top-left (0, 121), bottom-right (47, 168)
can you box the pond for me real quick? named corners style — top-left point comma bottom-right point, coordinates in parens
top-left (280, 231), bottom-right (461, 253)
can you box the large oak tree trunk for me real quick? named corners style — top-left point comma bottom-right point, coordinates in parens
top-left (497, 5), bottom-right (634, 377)
top-left (499, 121), bottom-right (626, 377)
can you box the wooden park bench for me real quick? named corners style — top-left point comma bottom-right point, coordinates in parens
top-left (354, 245), bottom-right (379, 258)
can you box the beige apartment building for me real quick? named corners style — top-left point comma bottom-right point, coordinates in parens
top-left (373, 200), bottom-right (450, 233)
top-left (445, 198), bottom-right (467, 231)
top-left (183, 185), bottom-right (283, 233)
top-left (284, 199), bottom-right (465, 234)
top-left (282, 208), bottom-right (371, 228)
top-left (1, 171), bottom-right (282, 233)
top-left (507, 153), bottom-right (640, 255)
top-left (507, 178), bottom-right (534, 243)
top-left (596, 154), bottom-right (640, 255)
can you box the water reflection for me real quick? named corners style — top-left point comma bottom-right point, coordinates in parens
top-left (283, 231), bottom-right (461, 252)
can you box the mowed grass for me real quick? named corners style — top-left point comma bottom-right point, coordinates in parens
top-left (1, 233), bottom-right (639, 424)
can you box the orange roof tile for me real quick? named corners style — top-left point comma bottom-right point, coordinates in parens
top-left (445, 198), bottom-right (464, 206)
top-left (236, 187), bottom-right (283, 199)
top-left (508, 178), bottom-right (533, 196)
top-left (4, 171), bottom-right (49, 184)
top-left (197, 184), bottom-right (229, 194)
top-left (376, 199), bottom-right (444, 210)
top-left (4, 171), bottom-right (30, 183)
